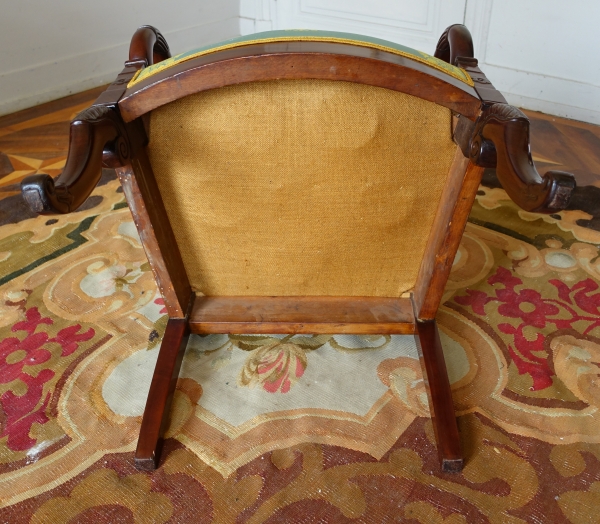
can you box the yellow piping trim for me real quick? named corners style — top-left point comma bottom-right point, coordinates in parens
top-left (127, 36), bottom-right (473, 88)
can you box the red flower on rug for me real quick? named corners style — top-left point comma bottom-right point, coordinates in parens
top-left (459, 267), bottom-right (559, 328)
top-left (550, 279), bottom-right (600, 333)
top-left (239, 342), bottom-right (308, 394)
top-left (455, 267), bottom-right (600, 391)
top-left (490, 268), bottom-right (560, 328)
top-left (0, 331), bottom-right (52, 384)
top-left (1, 371), bottom-right (54, 450)
top-left (12, 306), bottom-right (53, 335)
top-left (0, 307), bottom-right (95, 451)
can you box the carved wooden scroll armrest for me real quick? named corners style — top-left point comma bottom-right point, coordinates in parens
top-left (21, 25), bottom-right (168, 215)
top-left (127, 25), bottom-right (171, 67)
top-left (468, 104), bottom-right (576, 213)
top-left (21, 106), bottom-right (130, 214)
top-left (434, 24), bottom-right (474, 65)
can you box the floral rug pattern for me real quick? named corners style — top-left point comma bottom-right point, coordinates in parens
top-left (1, 161), bottom-right (600, 522)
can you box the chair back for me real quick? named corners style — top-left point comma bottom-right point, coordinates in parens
top-left (147, 77), bottom-right (458, 296)
top-left (124, 30), bottom-right (481, 297)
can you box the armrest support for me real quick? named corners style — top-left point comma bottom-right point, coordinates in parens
top-left (470, 104), bottom-right (576, 213)
top-left (21, 106), bottom-right (130, 214)
top-left (435, 24), bottom-right (474, 66)
top-left (21, 25), bottom-right (169, 215)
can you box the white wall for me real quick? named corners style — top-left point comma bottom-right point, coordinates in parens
top-left (240, 0), bottom-right (467, 56)
top-left (0, 0), bottom-right (240, 116)
top-left (240, 0), bottom-right (275, 33)
top-left (3, 0), bottom-right (599, 124)
top-left (466, 0), bottom-right (600, 125)
top-left (241, 0), bottom-right (600, 124)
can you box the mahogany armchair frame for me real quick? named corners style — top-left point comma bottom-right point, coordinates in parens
top-left (21, 24), bottom-right (575, 472)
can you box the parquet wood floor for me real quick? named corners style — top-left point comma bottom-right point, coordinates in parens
top-left (0, 86), bottom-right (598, 203)
top-left (524, 109), bottom-right (600, 186)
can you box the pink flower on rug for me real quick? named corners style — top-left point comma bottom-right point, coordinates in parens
top-left (239, 342), bottom-right (307, 393)
top-left (1, 307), bottom-right (53, 384)
top-left (154, 297), bottom-right (167, 315)
top-left (496, 287), bottom-right (559, 328)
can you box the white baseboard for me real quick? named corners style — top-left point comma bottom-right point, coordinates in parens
top-left (480, 63), bottom-right (600, 126)
top-left (505, 93), bottom-right (600, 126)
top-left (0, 18), bottom-right (241, 117)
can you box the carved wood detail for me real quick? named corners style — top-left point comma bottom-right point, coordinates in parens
top-left (470, 103), bottom-right (576, 213)
top-left (127, 25), bottom-right (171, 68)
top-left (451, 56), bottom-right (576, 214)
top-left (434, 24), bottom-right (474, 66)
top-left (21, 105), bottom-right (134, 214)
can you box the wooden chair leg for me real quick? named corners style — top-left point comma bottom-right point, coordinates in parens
top-left (414, 319), bottom-right (463, 473)
top-left (135, 317), bottom-right (190, 470)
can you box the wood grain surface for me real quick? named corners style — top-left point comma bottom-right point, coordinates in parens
top-left (190, 296), bottom-right (416, 334)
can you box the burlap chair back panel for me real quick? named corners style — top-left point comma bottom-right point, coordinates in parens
top-left (147, 79), bottom-right (456, 296)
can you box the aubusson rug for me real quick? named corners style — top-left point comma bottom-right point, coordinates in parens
top-left (1, 156), bottom-right (600, 522)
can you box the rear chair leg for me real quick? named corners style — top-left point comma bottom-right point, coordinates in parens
top-left (414, 319), bottom-right (463, 472)
top-left (135, 318), bottom-right (190, 470)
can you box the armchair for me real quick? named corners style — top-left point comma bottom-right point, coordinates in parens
top-left (21, 24), bottom-right (575, 472)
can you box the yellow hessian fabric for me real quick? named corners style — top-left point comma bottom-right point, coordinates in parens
top-left (147, 79), bottom-right (457, 296)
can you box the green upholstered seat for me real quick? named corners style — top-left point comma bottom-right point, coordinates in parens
top-left (128, 29), bottom-right (473, 88)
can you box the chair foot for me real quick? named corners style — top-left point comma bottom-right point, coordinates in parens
top-left (442, 457), bottom-right (464, 473)
top-left (135, 454), bottom-right (158, 471)
top-left (135, 318), bottom-right (190, 470)
top-left (414, 319), bottom-right (463, 473)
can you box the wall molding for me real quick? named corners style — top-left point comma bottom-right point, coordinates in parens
top-left (271, 0), bottom-right (467, 53)
top-left (294, 0), bottom-right (434, 32)
top-left (240, 0), bottom-right (275, 34)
